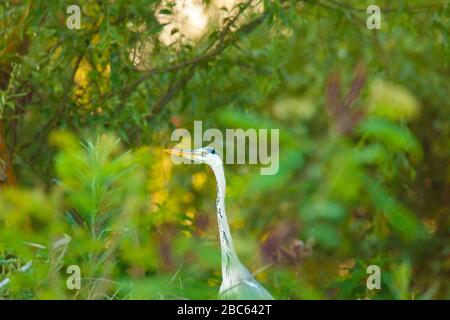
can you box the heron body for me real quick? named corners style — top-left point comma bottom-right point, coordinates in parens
top-left (165, 147), bottom-right (274, 300)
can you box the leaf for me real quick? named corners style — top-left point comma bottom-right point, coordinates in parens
top-left (358, 118), bottom-right (422, 160)
top-left (364, 176), bottom-right (425, 241)
top-left (158, 9), bottom-right (172, 15)
top-left (390, 261), bottom-right (412, 300)
top-left (305, 223), bottom-right (340, 249)
top-left (301, 201), bottom-right (345, 222)
top-left (368, 80), bottom-right (420, 121)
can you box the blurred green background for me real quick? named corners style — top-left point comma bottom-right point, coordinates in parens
top-left (0, 0), bottom-right (448, 299)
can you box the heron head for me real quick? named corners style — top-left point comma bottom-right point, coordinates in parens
top-left (163, 147), bottom-right (220, 165)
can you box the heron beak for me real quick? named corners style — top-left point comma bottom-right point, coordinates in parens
top-left (163, 148), bottom-right (199, 160)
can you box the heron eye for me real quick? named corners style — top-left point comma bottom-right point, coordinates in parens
top-left (211, 149), bottom-right (216, 154)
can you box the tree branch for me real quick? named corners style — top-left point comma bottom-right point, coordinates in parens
top-left (109, 0), bottom-right (266, 107)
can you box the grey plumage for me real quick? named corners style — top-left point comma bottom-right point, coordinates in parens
top-left (165, 147), bottom-right (274, 300)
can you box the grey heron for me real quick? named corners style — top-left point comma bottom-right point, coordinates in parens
top-left (164, 147), bottom-right (274, 300)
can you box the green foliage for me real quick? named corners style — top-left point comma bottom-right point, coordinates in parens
top-left (0, 133), bottom-right (149, 299)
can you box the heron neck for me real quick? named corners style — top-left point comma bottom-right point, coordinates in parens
top-left (210, 161), bottom-right (240, 275)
